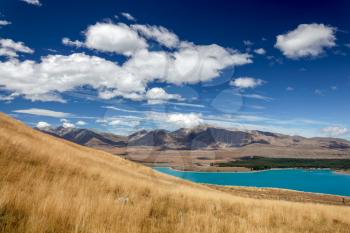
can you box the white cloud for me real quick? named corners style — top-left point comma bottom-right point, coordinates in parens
top-left (108, 119), bottom-right (121, 126)
top-left (0, 49), bottom-right (250, 102)
top-left (76, 120), bottom-right (87, 126)
top-left (0, 38), bottom-right (34, 58)
top-left (145, 87), bottom-right (183, 104)
top-left (131, 24), bottom-right (179, 48)
top-left (102, 106), bottom-right (140, 113)
top-left (1, 20), bottom-right (251, 103)
top-left (286, 86), bottom-right (294, 91)
top-left (163, 43), bottom-right (252, 85)
top-left (21, 0), bottom-right (41, 6)
top-left (96, 119), bottom-right (108, 124)
top-left (36, 121), bottom-right (51, 128)
top-left (275, 23), bottom-right (336, 59)
top-left (62, 37), bottom-right (84, 47)
top-left (0, 54), bottom-right (119, 102)
top-left (238, 93), bottom-right (273, 101)
top-left (230, 77), bottom-right (264, 89)
top-left (0, 20), bottom-right (11, 26)
top-left (167, 102), bottom-right (205, 108)
top-left (84, 23), bottom-right (147, 55)
top-left (0, 53), bottom-right (142, 102)
top-left (254, 48), bottom-right (266, 55)
top-left (13, 108), bottom-right (71, 118)
top-left (321, 126), bottom-right (349, 137)
top-left (99, 117), bottom-right (140, 128)
top-left (68, 22), bottom-right (252, 83)
top-left (121, 12), bottom-right (136, 21)
top-left (148, 112), bottom-right (203, 128)
top-left (62, 122), bottom-right (75, 128)
top-left (166, 113), bottom-right (203, 128)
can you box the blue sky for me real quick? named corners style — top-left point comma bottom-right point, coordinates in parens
top-left (0, 0), bottom-right (350, 138)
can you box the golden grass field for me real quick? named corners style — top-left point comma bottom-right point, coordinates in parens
top-left (1, 112), bottom-right (350, 233)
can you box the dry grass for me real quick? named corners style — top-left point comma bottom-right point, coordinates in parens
top-left (0, 112), bottom-right (350, 233)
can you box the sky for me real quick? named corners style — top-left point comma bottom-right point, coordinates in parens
top-left (0, 0), bottom-right (350, 138)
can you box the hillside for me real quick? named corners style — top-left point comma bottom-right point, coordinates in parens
top-left (1, 112), bottom-right (350, 233)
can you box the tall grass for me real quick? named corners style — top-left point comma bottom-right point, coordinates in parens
top-left (0, 112), bottom-right (350, 233)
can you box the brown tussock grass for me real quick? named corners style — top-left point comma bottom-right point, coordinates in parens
top-left (0, 112), bottom-right (350, 233)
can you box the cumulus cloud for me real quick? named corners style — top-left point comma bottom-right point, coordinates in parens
top-left (131, 24), bottom-right (179, 48)
top-left (62, 122), bottom-right (75, 128)
top-left (230, 77), bottom-right (264, 89)
top-left (254, 48), bottom-right (266, 55)
top-left (0, 20), bottom-right (11, 27)
top-left (76, 120), bottom-right (87, 126)
top-left (145, 87), bottom-right (183, 104)
top-left (2, 21), bottom-right (251, 103)
top-left (21, 0), bottom-right (41, 6)
top-left (122, 43), bottom-right (250, 88)
top-left (0, 38), bottom-right (34, 58)
top-left (13, 108), bottom-right (71, 118)
top-left (286, 86), bottom-right (294, 91)
top-left (166, 113), bottom-right (203, 128)
top-left (121, 12), bottom-right (136, 21)
top-left (321, 126), bottom-right (349, 137)
top-left (0, 49), bottom-right (250, 102)
top-left (275, 23), bottom-right (336, 59)
top-left (148, 112), bottom-right (203, 129)
top-left (163, 43), bottom-right (252, 85)
top-left (84, 23), bottom-right (147, 55)
top-left (36, 121), bottom-right (51, 128)
top-left (0, 53), bottom-right (129, 102)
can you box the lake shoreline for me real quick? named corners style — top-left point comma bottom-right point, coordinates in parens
top-left (152, 165), bottom-right (350, 175)
top-left (208, 185), bottom-right (350, 206)
top-left (335, 169), bottom-right (350, 175)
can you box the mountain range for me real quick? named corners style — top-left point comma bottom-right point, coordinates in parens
top-left (36, 125), bottom-right (350, 151)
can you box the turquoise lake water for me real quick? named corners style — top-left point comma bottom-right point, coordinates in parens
top-left (154, 167), bottom-right (350, 196)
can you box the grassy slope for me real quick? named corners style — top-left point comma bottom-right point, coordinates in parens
top-left (0, 113), bottom-right (350, 233)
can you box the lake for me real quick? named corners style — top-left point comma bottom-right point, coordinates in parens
top-left (154, 167), bottom-right (350, 196)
